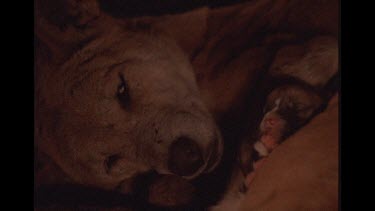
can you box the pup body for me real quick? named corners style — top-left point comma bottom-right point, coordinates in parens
top-left (211, 82), bottom-right (325, 211)
top-left (211, 35), bottom-right (338, 211)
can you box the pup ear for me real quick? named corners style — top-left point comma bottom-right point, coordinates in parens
top-left (35, 0), bottom-right (101, 62)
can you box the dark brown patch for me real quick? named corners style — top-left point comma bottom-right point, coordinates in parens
top-left (168, 137), bottom-right (204, 177)
top-left (104, 154), bottom-right (122, 174)
top-left (106, 124), bottom-right (115, 129)
top-left (36, 0), bottom-right (77, 30)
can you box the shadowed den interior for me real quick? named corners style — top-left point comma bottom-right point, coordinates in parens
top-left (34, 0), bottom-right (339, 210)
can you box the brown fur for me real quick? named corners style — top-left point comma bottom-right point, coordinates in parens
top-left (35, 0), bottom-right (338, 209)
top-left (35, 0), bottom-right (224, 201)
top-left (240, 94), bottom-right (338, 211)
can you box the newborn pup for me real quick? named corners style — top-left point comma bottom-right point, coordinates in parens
top-left (245, 83), bottom-right (324, 187)
top-left (252, 83), bottom-right (324, 161)
top-left (210, 81), bottom-right (326, 211)
top-left (211, 34), bottom-right (338, 211)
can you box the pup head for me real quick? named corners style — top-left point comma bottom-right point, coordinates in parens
top-left (259, 84), bottom-right (324, 145)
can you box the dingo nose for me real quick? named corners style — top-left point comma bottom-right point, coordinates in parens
top-left (168, 137), bottom-right (204, 177)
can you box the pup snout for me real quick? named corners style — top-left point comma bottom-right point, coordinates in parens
top-left (168, 137), bottom-right (204, 177)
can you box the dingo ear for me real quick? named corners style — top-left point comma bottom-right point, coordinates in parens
top-left (151, 7), bottom-right (209, 58)
top-left (113, 7), bottom-right (209, 59)
top-left (35, 0), bottom-right (101, 62)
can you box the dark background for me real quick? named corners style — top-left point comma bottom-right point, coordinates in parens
top-left (9, 0), bottom-right (356, 210)
top-left (98, 0), bottom-right (250, 17)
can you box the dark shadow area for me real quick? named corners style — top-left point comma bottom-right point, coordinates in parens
top-left (35, 0), bottom-right (339, 210)
top-left (98, 0), bottom-right (250, 18)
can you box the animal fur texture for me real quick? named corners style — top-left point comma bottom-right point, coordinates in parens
top-left (35, 0), bottom-right (224, 203)
top-left (35, 0), bottom-right (338, 209)
top-left (211, 36), bottom-right (338, 211)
